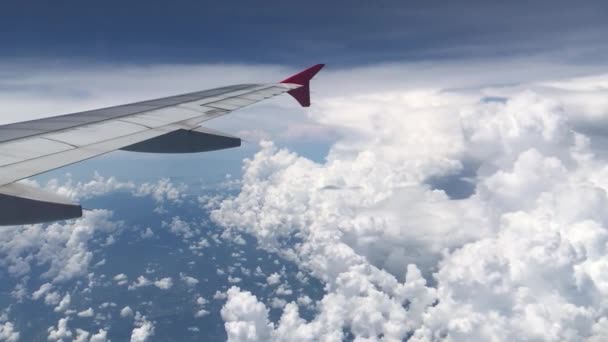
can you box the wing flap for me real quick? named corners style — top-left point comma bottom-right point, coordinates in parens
top-left (0, 138), bottom-right (73, 167)
top-left (44, 120), bottom-right (148, 147)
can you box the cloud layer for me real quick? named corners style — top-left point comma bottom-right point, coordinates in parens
top-left (212, 66), bottom-right (608, 341)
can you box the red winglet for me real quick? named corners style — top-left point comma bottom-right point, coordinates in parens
top-left (280, 64), bottom-right (324, 107)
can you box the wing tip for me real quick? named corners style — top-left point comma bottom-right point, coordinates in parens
top-left (281, 64), bottom-right (325, 107)
top-left (280, 64), bottom-right (325, 85)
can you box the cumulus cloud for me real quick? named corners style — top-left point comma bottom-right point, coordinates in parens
top-left (180, 273), bottom-right (199, 287)
top-left (114, 273), bottom-right (128, 286)
top-left (90, 329), bottom-right (108, 342)
top-left (77, 307), bottom-right (94, 318)
top-left (0, 313), bottom-right (19, 342)
top-left (54, 293), bottom-right (71, 313)
top-left (22, 173), bottom-right (188, 212)
top-left (40, 172), bottom-right (135, 201)
top-left (0, 210), bottom-right (119, 283)
top-left (47, 317), bottom-right (72, 341)
top-left (266, 273), bottom-right (281, 286)
top-left (221, 287), bottom-right (274, 342)
top-left (130, 312), bottom-right (155, 342)
top-left (121, 306), bottom-right (134, 318)
top-left (135, 178), bottom-right (188, 213)
top-left (154, 277), bottom-right (174, 290)
top-left (163, 217), bottom-right (196, 239)
top-left (127, 275), bottom-right (173, 291)
top-left (31, 283), bottom-right (53, 300)
top-left (128, 276), bottom-right (152, 290)
top-left (194, 295), bottom-right (210, 318)
top-left (213, 67), bottom-right (608, 340)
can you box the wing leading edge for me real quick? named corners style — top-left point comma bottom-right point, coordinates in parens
top-left (0, 63), bottom-right (324, 225)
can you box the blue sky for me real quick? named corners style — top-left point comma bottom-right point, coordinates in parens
top-left (2, 1), bottom-right (608, 66)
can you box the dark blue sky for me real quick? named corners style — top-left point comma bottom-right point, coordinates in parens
top-left (2, 1), bottom-right (608, 66)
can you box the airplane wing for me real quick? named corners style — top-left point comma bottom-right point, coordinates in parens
top-left (0, 63), bottom-right (324, 225)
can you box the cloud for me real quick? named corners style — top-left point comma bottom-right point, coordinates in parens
top-left (0, 322), bottom-right (19, 342)
top-left (266, 273), bottom-right (281, 286)
top-left (221, 287), bottom-right (274, 342)
top-left (0, 209), bottom-right (119, 283)
top-left (22, 173), bottom-right (188, 213)
top-left (127, 276), bottom-right (174, 291)
top-left (39, 172), bottom-right (135, 201)
top-left (130, 312), bottom-right (155, 342)
top-left (154, 277), bottom-right (173, 290)
top-left (114, 273), bottom-right (128, 286)
top-left (54, 293), bottom-right (71, 313)
top-left (47, 317), bottom-right (72, 341)
top-left (135, 179), bottom-right (188, 213)
top-left (121, 306), bottom-right (134, 318)
top-left (0, 313), bottom-right (19, 342)
top-left (180, 273), bottom-right (199, 287)
top-left (31, 283), bottom-right (53, 300)
top-left (77, 308), bottom-right (94, 318)
top-left (212, 67), bottom-right (608, 340)
top-left (163, 217), bottom-right (196, 239)
top-left (90, 329), bottom-right (108, 342)
top-left (128, 276), bottom-right (152, 290)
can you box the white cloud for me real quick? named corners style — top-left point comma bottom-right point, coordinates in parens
top-left (140, 227), bottom-right (154, 239)
top-left (221, 287), bottom-right (274, 342)
top-left (41, 172), bottom-right (135, 201)
top-left (54, 294), bottom-right (71, 313)
top-left (214, 291), bottom-right (227, 300)
top-left (121, 306), bottom-right (134, 318)
top-left (296, 295), bottom-right (313, 308)
top-left (266, 273), bottom-right (281, 286)
top-left (77, 307), bottom-right (94, 318)
top-left (114, 273), bottom-right (128, 286)
top-left (90, 329), bottom-right (108, 342)
top-left (196, 296), bottom-right (208, 306)
top-left (128, 276), bottom-right (152, 290)
top-left (0, 210), bottom-right (118, 283)
top-left (32, 283), bottom-right (53, 300)
top-left (43, 292), bottom-right (61, 306)
top-left (269, 297), bottom-right (287, 309)
top-left (99, 302), bottom-right (116, 309)
top-left (195, 296), bottom-right (210, 318)
top-left (163, 217), bottom-right (195, 239)
top-left (47, 317), bottom-right (72, 341)
top-left (75, 329), bottom-right (90, 342)
top-left (135, 179), bottom-right (187, 213)
top-left (228, 276), bottom-right (242, 284)
top-left (180, 273), bottom-right (199, 287)
top-left (154, 277), bottom-right (173, 290)
top-left (130, 312), bottom-right (155, 342)
top-left (195, 309), bottom-right (210, 318)
top-left (0, 314), bottom-right (19, 342)
top-left (212, 68), bottom-right (608, 340)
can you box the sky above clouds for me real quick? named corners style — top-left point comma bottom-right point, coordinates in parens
top-left (3, 1), bottom-right (608, 341)
top-left (2, 1), bottom-right (608, 65)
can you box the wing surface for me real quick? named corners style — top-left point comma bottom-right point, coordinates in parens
top-left (0, 64), bottom-right (324, 224)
